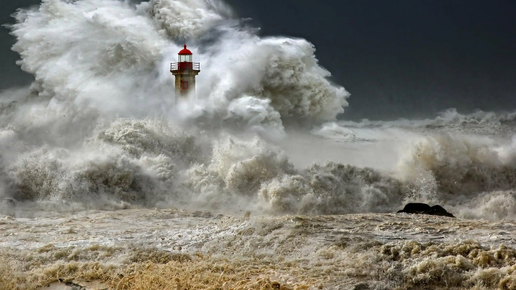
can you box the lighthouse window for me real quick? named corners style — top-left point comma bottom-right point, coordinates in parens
top-left (180, 55), bottom-right (192, 62)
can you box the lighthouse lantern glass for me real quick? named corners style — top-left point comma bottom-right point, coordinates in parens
top-left (179, 55), bottom-right (192, 62)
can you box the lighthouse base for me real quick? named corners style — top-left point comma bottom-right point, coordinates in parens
top-left (171, 70), bottom-right (200, 98)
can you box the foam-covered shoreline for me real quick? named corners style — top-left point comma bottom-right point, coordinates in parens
top-left (1, 209), bottom-right (516, 289)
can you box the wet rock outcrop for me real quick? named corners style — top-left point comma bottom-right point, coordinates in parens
top-left (397, 203), bottom-right (455, 218)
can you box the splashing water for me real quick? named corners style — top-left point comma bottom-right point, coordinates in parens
top-left (1, 0), bottom-right (515, 221)
top-left (2, 0), bottom-right (349, 214)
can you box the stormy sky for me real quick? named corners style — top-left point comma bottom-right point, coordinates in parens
top-left (1, 0), bottom-right (515, 120)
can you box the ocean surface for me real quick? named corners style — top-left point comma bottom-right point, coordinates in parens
top-left (1, 0), bottom-right (516, 289)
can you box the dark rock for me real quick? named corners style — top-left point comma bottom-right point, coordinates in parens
top-left (397, 203), bottom-right (454, 218)
top-left (398, 202), bottom-right (430, 214)
top-left (426, 205), bottom-right (455, 217)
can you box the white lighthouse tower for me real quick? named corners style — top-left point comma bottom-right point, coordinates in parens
top-left (170, 45), bottom-right (200, 98)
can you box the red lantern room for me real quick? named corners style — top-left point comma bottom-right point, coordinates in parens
top-left (170, 44), bottom-right (200, 98)
top-left (179, 45), bottom-right (192, 58)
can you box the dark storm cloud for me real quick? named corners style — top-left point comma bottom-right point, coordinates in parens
top-left (226, 0), bottom-right (516, 119)
top-left (0, 0), bottom-right (39, 88)
top-left (2, 0), bottom-right (516, 119)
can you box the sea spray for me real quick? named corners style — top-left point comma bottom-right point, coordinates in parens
top-left (259, 162), bottom-right (408, 215)
top-left (2, 0), bottom-right (516, 221)
top-left (1, 0), bottom-right (354, 214)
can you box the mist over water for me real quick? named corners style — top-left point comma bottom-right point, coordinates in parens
top-left (1, 0), bottom-right (515, 222)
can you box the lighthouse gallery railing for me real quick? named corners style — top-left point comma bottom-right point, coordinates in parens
top-left (170, 62), bottom-right (200, 71)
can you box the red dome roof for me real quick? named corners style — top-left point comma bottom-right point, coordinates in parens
top-left (178, 45), bottom-right (192, 55)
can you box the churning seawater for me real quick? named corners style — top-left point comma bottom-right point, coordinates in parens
top-left (1, 0), bottom-right (516, 289)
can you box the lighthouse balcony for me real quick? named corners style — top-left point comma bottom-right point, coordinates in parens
top-left (170, 62), bottom-right (200, 71)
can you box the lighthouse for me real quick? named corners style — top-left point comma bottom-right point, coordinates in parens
top-left (170, 45), bottom-right (200, 98)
